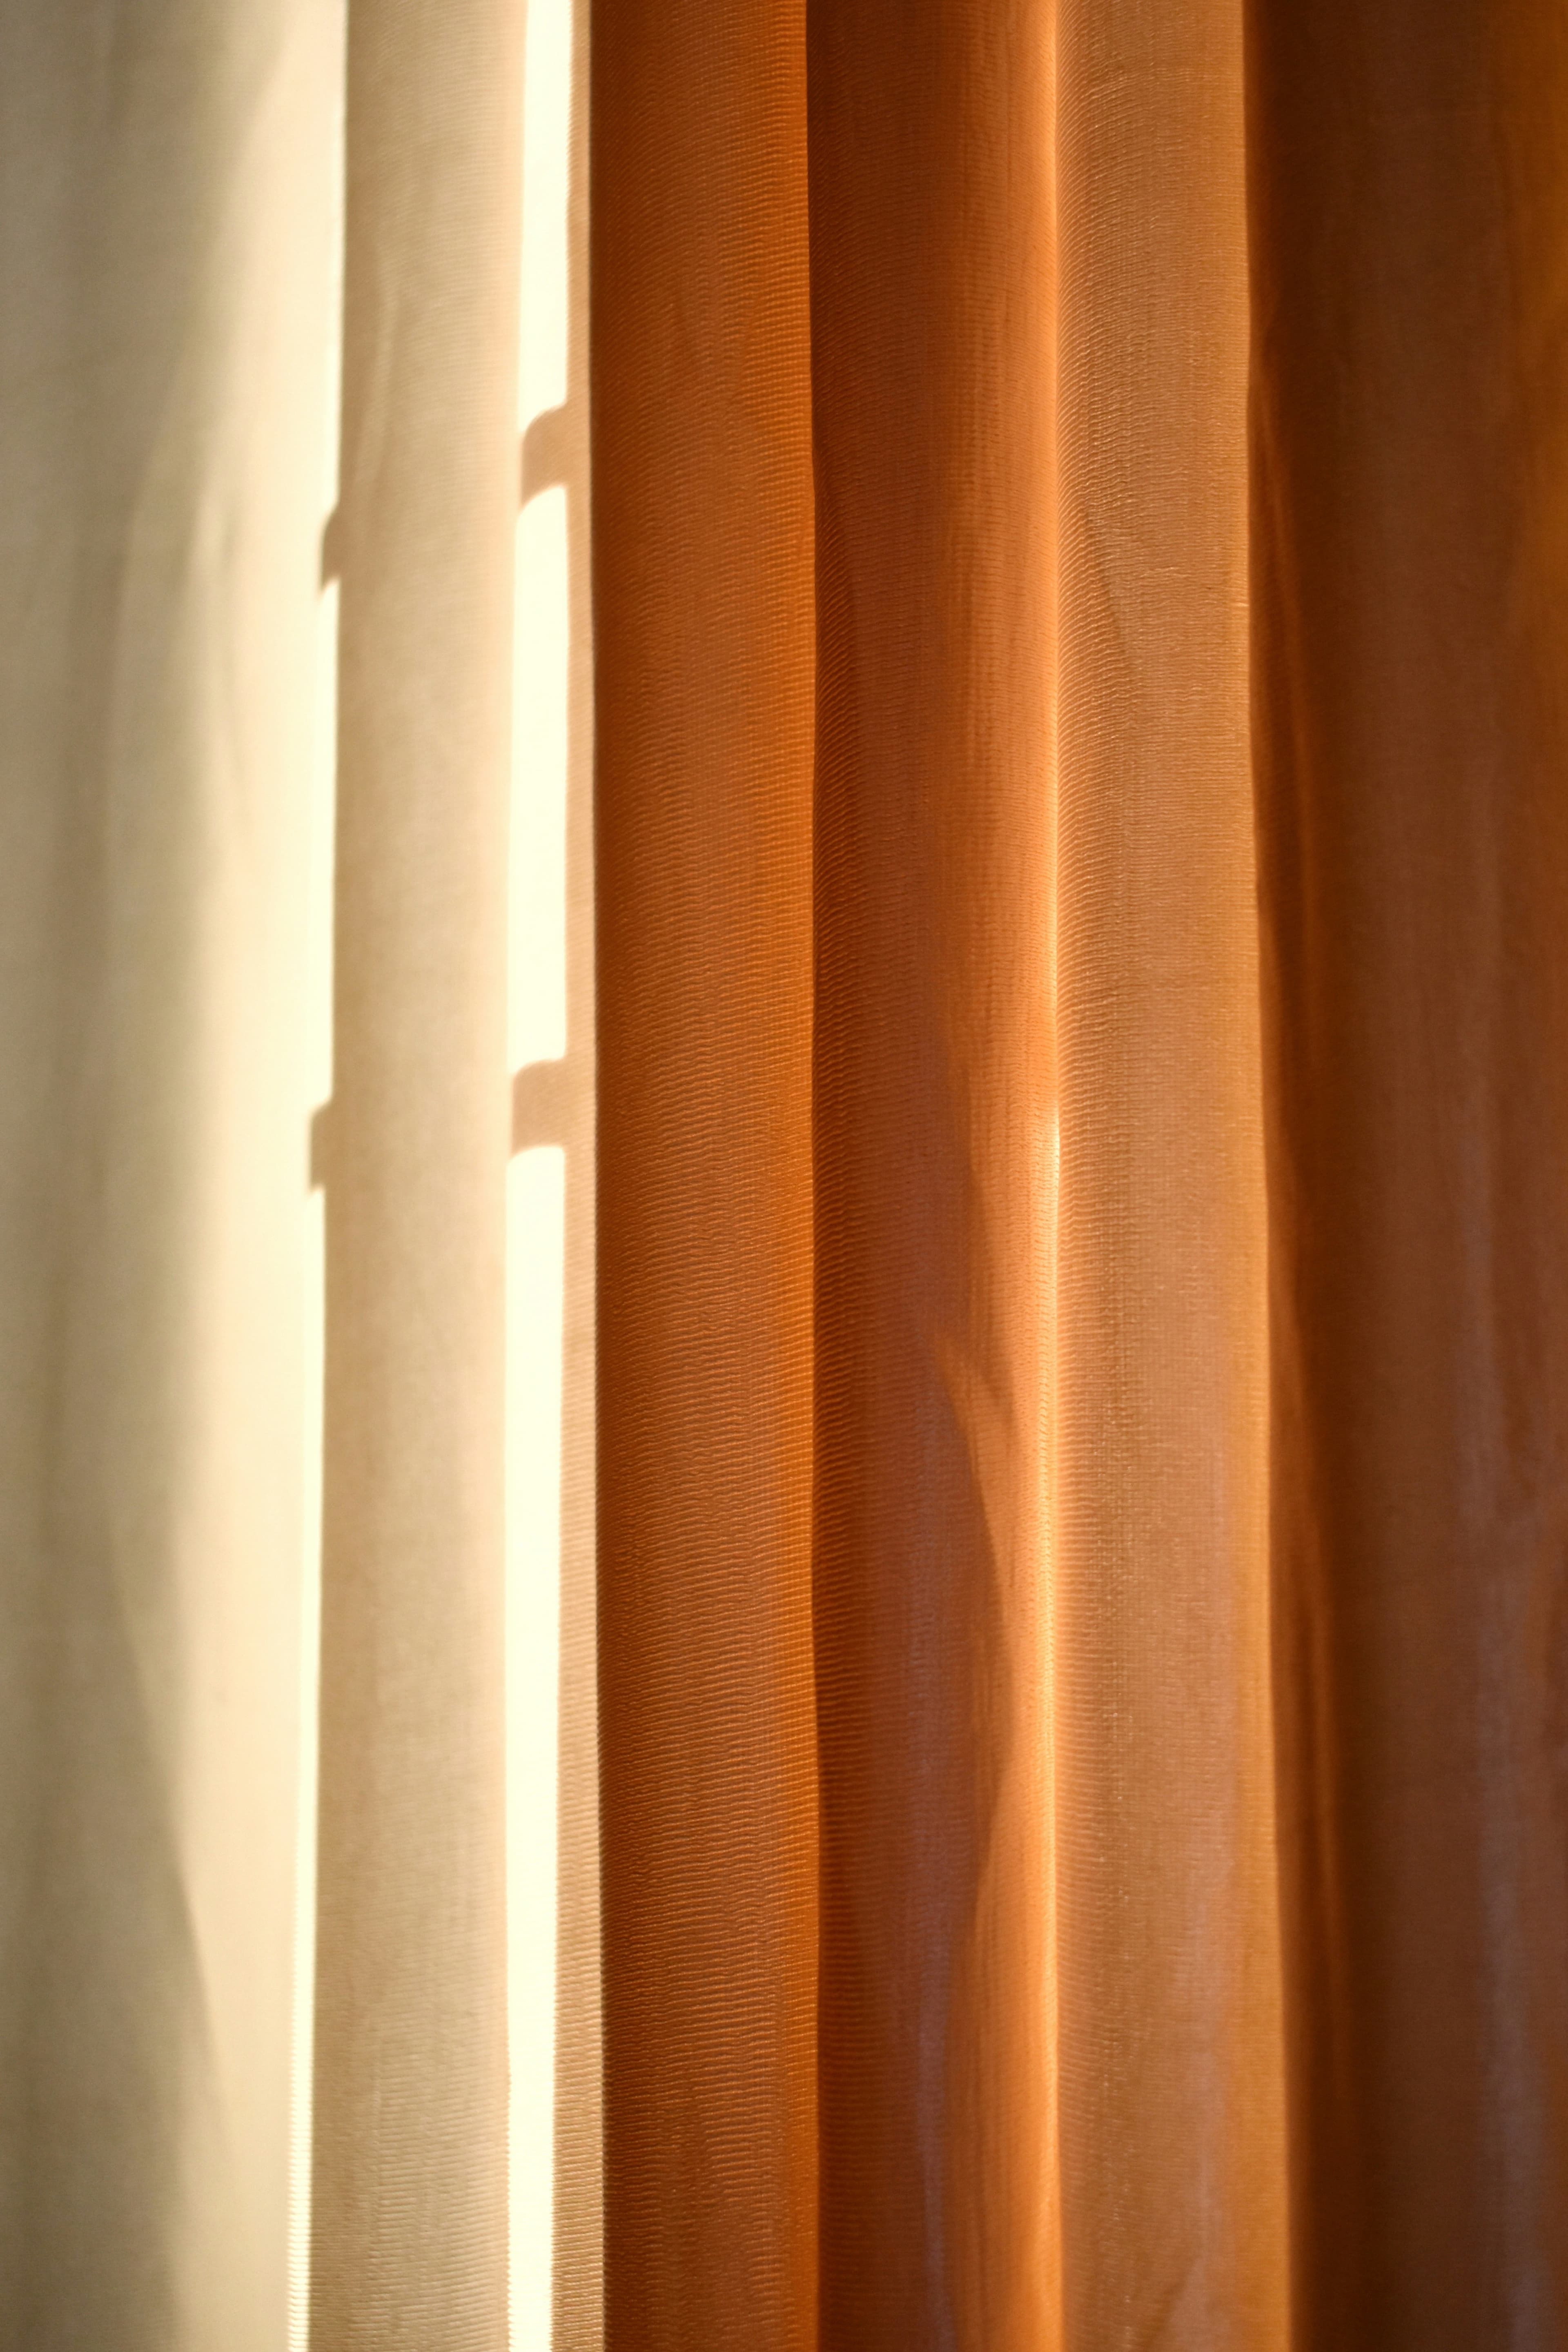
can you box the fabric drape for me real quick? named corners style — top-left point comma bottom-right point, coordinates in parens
top-left (1249, 2), bottom-right (1568, 2340)
top-left (0, 4), bottom-right (340, 2342)
top-left (1054, 0), bottom-right (1286, 2340)
top-left (311, 0), bottom-right (523, 2343)
top-left (3, 0), bottom-right (1567, 2345)
top-left (592, 4), bottom-right (818, 2346)
top-left (594, 0), bottom-right (1281, 2343)
top-left (595, 0), bottom-right (1568, 2347)
top-left (806, 7), bottom-right (1054, 2345)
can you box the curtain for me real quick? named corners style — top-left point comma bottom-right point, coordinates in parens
top-left (1, 0), bottom-right (1565, 2347)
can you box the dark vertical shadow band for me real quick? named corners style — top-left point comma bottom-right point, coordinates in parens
top-left (592, 2), bottom-right (820, 2346)
top-left (311, 0), bottom-right (523, 2343)
top-left (808, 5), bottom-right (1054, 2346)
top-left (1248, 1), bottom-right (1568, 2341)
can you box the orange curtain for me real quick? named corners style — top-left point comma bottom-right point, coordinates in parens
top-left (1250, 5), bottom-right (1568, 2339)
top-left (593, 0), bottom-right (1568, 2348)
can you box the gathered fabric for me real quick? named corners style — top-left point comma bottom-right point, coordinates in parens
top-left (1, 0), bottom-right (1565, 2346)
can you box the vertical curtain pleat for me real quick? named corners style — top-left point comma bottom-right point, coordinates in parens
top-left (549, 0), bottom-right (604, 2336)
top-left (594, 2), bottom-right (1286, 2346)
top-left (807, 5), bottom-right (1055, 2348)
top-left (0, 6), bottom-right (339, 2343)
top-left (310, 1), bottom-right (523, 2341)
top-left (591, 6), bottom-right (819, 2348)
top-left (1247, 2), bottom-right (1568, 2341)
top-left (1054, 0), bottom-right (1287, 2345)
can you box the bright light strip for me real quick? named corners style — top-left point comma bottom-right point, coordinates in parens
top-left (510, 487), bottom-right (570, 1075)
top-left (506, 1146), bottom-right (567, 2352)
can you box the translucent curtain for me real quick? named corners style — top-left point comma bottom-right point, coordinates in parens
top-left (308, 0), bottom-right (522, 2342)
top-left (0, 0), bottom-right (592, 2340)
top-left (0, 2), bottom-right (342, 2341)
top-left (593, 0), bottom-right (1282, 2346)
top-left (5, 0), bottom-right (1568, 2345)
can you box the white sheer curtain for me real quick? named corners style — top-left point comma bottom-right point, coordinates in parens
top-left (0, 2), bottom-right (595, 2343)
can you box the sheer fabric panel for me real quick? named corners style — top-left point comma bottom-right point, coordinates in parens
top-left (0, 2), bottom-right (343, 2341)
top-left (310, 0), bottom-right (524, 2343)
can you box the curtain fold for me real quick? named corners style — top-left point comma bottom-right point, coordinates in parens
top-left (592, 5), bottom-right (818, 2347)
top-left (1248, 2), bottom-right (1568, 2339)
top-left (310, 1), bottom-right (523, 2343)
top-left (0, 5), bottom-right (341, 2341)
top-left (806, 5), bottom-right (1054, 2345)
top-left (594, 1), bottom-right (1568, 2347)
top-left (1054, 0), bottom-right (1285, 2342)
top-left (594, 0), bottom-right (1280, 2345)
